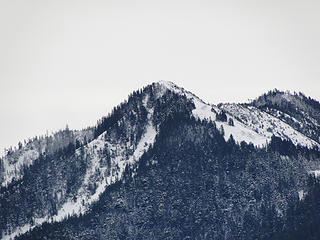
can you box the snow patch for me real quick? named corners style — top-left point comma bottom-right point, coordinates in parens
top-left (216, 121), bottom-right (267, 147)
top-left (221, 103), bottom-right (319, 148)
top-left (309, 170), bottom-right (320, 178)
top-left (158, 81), bottom-right (270, 147)
top-left (3, 94), bottom-right (158, 239)
top-left (2, 149), bottom-right (39, 187)
top-left (52, 95), bottom-right (157, 222)
top-left (298, 190), bottom-right (306, 201)
top-left (2, 224), bottom-right (31, 240)
top-left (2, 215), bottom-right (52, 240)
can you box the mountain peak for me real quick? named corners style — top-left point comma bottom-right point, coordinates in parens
top-left (155, 80), bottom-right (186, 95)
top-left (157, 80), bottom-right (176, 88)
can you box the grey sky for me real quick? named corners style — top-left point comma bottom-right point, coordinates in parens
top-left (1, 0), bottom-right (320, 153)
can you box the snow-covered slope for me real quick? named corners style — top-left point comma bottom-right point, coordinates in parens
top-left (159, 81), bottom-right (319, 148)
top-left (2, 89), bottom-right (158, 240)
top-left (2, 81), bottom-right (320, 240)
top-left (3, 81), bottom-right (317, 192)
top-left (0, 128), bottom-right (93, 187)
top-left (158, 81), bottom-right (267, 146)
top-left (52, 96), bottom-right (157, 222)
top-left (220, 103), bottom-right (319, 148)
top-left (251, 89), bottom-right (320, 144)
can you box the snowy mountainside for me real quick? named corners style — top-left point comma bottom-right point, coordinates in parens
top-left (160, 81), bottom-right (319, 148)
top-left (0, 127), bottom-right (93, 187)
top-left (2, 82), bottom-right (318, 192)
top-left (159, 81), bottom-right (267, 146)
top-left (52, 95), bottom-right (157, 222)
top-left (251, 89), bottom-right (320, 143)
top-left (252, 89), bottom-right (320, 122)
top-left (1, 81), bottom-right (320, 240)
top-left (1, 82), bottom-right (191, 240)
top-left (220, 103), bottom-right (319, 148)
top-left (14, 92), bottom-right (320, 240)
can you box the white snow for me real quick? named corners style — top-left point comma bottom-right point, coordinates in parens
top-left (221, 103), bottom-right (319, 148)
top-left (2, 224), bottom-right (32, 240)
top-left (3, 81), bottom-right (320, 239)
top-left (2, 149), bottom-right (39, 187)
top-left (298, 190), bottom-right (306, 201)
top-left (1, 128), bottom-right (93, 188)
top-left (3, 95), bottom-right (158, 239)
top-left (191, 101), bottom-right (268, 146)
top-left (158, 81), bottom-right (320, 148)
top-left (52, 95), bottom-right (157, 222)
top-left (158, 80), bottom-right (215, 119)
top-left (309, 170), bottom-right (320, 177)
top-left (157, 81), bottom-right (271, 147)
top-left (216, 121), bottom-right (268, 147)
top-left (2, 215), bottom-right (52, 240)
top-left (53, 130), bottom-right (117, 222)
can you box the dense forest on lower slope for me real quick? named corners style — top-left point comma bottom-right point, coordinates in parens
top-left (0, 142), bottom-right (87, 235)
top-left (269, 176), bottom-right (320, 240)
top-left (17, 115), bottom-right (320, 240)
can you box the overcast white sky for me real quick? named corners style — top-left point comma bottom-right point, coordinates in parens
top-left (1, 0), bottom-right (320, 153)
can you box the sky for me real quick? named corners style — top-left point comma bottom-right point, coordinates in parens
top-left (1, 0), bottom-right (320, 153)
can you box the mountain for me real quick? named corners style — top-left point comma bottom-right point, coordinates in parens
top-left (1, 81), bottom-right (320, 240)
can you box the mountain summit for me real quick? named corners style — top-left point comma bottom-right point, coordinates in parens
top-left (1, 81), bottom-right (320, 240)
